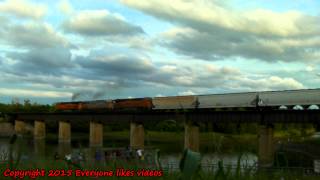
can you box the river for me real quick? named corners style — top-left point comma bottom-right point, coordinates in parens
top-left (0, 136), bottom-right (257, 171)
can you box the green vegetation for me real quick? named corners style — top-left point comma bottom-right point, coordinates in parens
top-left (0, 99), bottom-right (54, 114)
top-left (1, 151), bottom-right (319, 180)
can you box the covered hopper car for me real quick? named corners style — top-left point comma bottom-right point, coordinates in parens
top-left (197, 92), bottom-right (259, 109)
top-left (259, 89), bottom-right (320, 109)
top-left (152, 96), bottom-right (198, 109)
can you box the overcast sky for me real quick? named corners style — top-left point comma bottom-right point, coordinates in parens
top-left (0, 0), bottom-right (319, 104)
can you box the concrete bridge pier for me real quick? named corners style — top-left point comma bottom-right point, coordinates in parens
top-left (34, 120), bottom-right (46, 139)
top-left (258, 124), bottom-right (274, 168)
top-left (130, 122), bottom-right (144, 149)
top-left (14, 120), bottom-right (26, 134)
top-left (89, 121), bottom-right (103, 147)
top-left (184, 120), bottom-right (200, 152)
top-left (59, 120), bottom-right (71, 143)
top-left (58, 120), bottom-right (71, 157)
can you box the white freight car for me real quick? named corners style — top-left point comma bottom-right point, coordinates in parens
top-left (259, 89), bottom-right (320, 107)
top-left (197, 92), bottom-right (258, 108)
top-left (152, 96), bottom-right (198, 109)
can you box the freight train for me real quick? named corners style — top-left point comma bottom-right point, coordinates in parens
top-left (55, 89), bottom-right (320, 111)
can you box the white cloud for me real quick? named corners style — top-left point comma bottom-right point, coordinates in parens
top-left (160, 26), bottom-right (320, 62)
top-left (123, 0), bottom-right (320, 63)
top-left (58, 0), bottom-right (74, 15)
top-left (0, 22), bottom-right (70, 49)
top-left (178, 90), bottom-right (195, 96)
top-left (173, 76), bottom-right (194, 85)
top-left (0, 0), bottom-right (47, 19)
top-left (234, 76), bottom-right (304, 91)
top-left (0, 88), bottom-right (71, 98)
top-left (63, 10), bottom-right (144, 36)
top-left (306, 66), bottom-right (314, 72)
top-left (160, 65), bottom-right (177, 73)
top-left (121, 0), bottom-right (320, 37)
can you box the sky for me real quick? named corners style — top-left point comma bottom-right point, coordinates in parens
top-left (0, 0), bottom-right (319, 104)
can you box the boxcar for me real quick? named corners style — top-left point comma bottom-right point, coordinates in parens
top-left (152, 96), bottom-right (198, 109)
top-left (55, 102), bottom-right (81, 111)
top-left (79, 100), bottom-right (114, 110)
top-left (259, 89), bottom-right (320, 107)
top-left (198, 92), bottom-right (258, 109)
top-left (113, 98), bottom-right (153, 110)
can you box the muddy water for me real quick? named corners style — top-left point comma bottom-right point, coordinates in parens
top-left (0, 137), bottom-right (257, 171)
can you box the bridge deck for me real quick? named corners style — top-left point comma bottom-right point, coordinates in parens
top-left (7, 110), bottom-right (320, 124)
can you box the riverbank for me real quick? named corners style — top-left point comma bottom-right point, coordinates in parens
top-left (42, 129), bottom-right (318, 154)
top-left (1, 158), bottom-right (319, 180)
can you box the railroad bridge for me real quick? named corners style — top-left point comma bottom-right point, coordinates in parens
top-left (6, 88), bottom-right (320, 168)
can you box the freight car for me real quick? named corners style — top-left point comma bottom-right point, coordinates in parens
top-left (152, 96), bottom-right (198, 110)
top-left (258, 89), bottom-right (320, 110)
top-left (113, 98), bottom-right (153, 111)
top-left (197, 92), bottom-right (259, 109)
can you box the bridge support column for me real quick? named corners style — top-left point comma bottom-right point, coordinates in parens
top-left (90, 121), bottom-right (103, 147)
top-left (59, 121), bottom-right (71, 143)
top-left (130, 122), bottom-right (144, 149)
top-left (258, 124), bottom-right (274, 168)
top-left (15, 120), bottom-right (26, 134)
top-left (184, 120), bottom-right (199, 152)
top-left (34, 120), bottom-right (46, 139)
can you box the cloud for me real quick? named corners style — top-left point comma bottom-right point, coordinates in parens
top-left (6, 47), bottom-right (73, 75)
top-left (58, 0), bottom-right (74, 15)
top-left (178, 90), bottom-right (195, 96)
top-left (122, 0), bottom-right (320, 62)
top-left (62, 10), bottom-right (144, 36)
top-left (75, 52), bottom-right (155, 80)
top-left (0, 20), bottom-right (74, 76)
top-left (121, 0), bottom-right (320, 37)
top-left (160, 27), bottom-right (320, 62)
top-left (232, 76), bottom-right (304, 91)
top-left (0, 88), bottom-right (71, 98)
top-left (0, 22), bottom-right (70, 49)
top-left (0, 48), bottom-right (306, 102)
top-left (0, 0), bottom-right (47, 19)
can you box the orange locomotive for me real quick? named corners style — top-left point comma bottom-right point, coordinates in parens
top-left (55, 102), bottom-right (81, 111)
top-left (113, 98), bottom-right (153, 110)
top-left (79, 100), bottom-right (114, 111)
top-left (55, 98), bottom-right (153, 111)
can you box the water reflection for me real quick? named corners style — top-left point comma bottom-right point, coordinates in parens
top-left (34, 139), bottom-right (45, 157)
top-left (58, 142), bottom-right (71, 158)
top-left (311, 132), bottom-right (320, 138)
top-left (159, 153), bottom-right (257, 171)
top-left (0, 137), bottom-right (258, 170)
